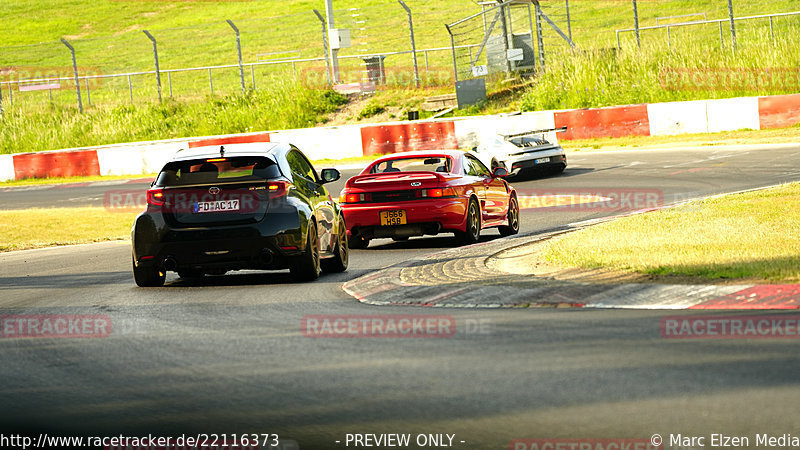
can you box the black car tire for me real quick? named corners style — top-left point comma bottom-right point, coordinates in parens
top-left (132, 256), bottom-right (166, 287)
top-left (499, 195), bottom-right (520, 237)
top-left (456, 198), bottom-right (481, 245)
top-left (321, 216), bottom-right (349, 273)
top-left (349, 235), bottom-right (370, 249)
top-left (291, 222), bottom-right (321, 282)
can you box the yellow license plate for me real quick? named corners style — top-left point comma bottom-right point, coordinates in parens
top-left (380, 210), bottom-right (407, 226)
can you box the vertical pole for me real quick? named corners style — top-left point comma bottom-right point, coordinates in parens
top-left (292, 61), bottom-right (297, 79)
top-left (209, 68), bottom-right (214, 95)
top-left (398, 0), bottom-right (420, 88)
top-left (727, 0), bottom-right (737, 50)
top-left (128, 74), bottom-right (133, 103)
top-left (85, 78), bottom-right (91, 106)
top-left (565, 0), bottom-right (572, 41)
top-left (60, 38), bottom-right (83, 113)
top-left (226, 20), bottom-right (246, 94)
top-left (527, 3), bottom-right (536, 72)
top-left (445, 24), bottom-right (459, 83)
top-left (499, 2), bottom-right (512, 75)
top-left (616, 31), bottom-right (621, 50)
top-left (769, 16), bottom-right (774, 43)
top-left (719, 21), bottom-right (724, 48)
top-left (0, 80), bottom-right (4, 116)
top-left (535, 2), bottom-right (545, 70)
top-left (632, 0), bottom-right (640, 48)
top-left (425, 51), bottom-right (429, 74)
top-left (667, 26), bottom-right (671, 48)
top-left (325, 0), bottom-right (340, 84)
top-left (168, 72), bottom-right (173, 97)
top-left (313, 9), bottom-right (332, 86)
top-left (8, 82), bottom-right (12, 106)
top-left (251, 65), bottom-right (256, 89)
top-left (142, 30), bottom-right (162, 103)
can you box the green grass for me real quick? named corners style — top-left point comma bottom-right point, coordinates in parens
top-left (541, 183), bottom-right (800, 282)
top-left (0, 207), bottom-right (138, 252)
top-left (0, 79), bottom-right (346, 154)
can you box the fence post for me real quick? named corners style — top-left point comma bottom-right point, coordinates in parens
top-left (128, 75), bottom-right (133, 103)
top-left (85, 78), bottom-right (91, 106)
top-left (499, 2), bottom-right (512, 75)
top-left (445, 24), bottom-right (458, 83)
top-left (226, 20), bottom-right (246, 94)
top-left (727, 0), bottom-right (737, 50)
top-left (313, 9), bottom-right (332, 86)
top-left (535, 2), bottom-right (545, 70)
top-left (60, 38), bottom-right (83, 113)
top-left (142, 30), bottom-right (162, 102)
top-left (398, 0), bottom-right (420, 88)
top-left (719, 21), bottom-right (724, 48)
top-left (0, 81), bottom-right (4, 116)
top-left (208, 68), bottom-right (214, 95)
top-left (769, 16), bottom-right (775, 42)
top-left (8, 82), bottom-right (12, 106)
top-left (168, 72), bottom-right (173, 97)
top-left (565, 0), bottom-right (572, 41)
top-left (632, 0), bottom-right (640, 47)
top-left (324, 0), bottom-right (340, 84)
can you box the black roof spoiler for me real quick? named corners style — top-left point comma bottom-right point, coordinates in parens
top-left (500, 126), bottom-right (568, 140)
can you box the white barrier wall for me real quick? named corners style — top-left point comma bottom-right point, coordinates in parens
top-left (706, 97), bottom-right (761, 133)
top-left (0, 154), bottom-right (14, 182)
top-left (647, 100), bottom-right (710, 136)
top-left (271, 125), bottom-right (363, 161)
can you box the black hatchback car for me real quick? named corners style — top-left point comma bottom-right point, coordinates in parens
top-left (132, 140), bottom-right (348, 286)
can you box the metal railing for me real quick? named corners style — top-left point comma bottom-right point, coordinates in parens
top-left (616, 10), bottom-right (800, 49)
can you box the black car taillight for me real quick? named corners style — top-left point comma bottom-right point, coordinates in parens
top-left (147, 188), bottom-right (165, 206)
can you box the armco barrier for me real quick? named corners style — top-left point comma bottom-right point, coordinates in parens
top-left (13, 150), bottom-right (100, 180)
top-left (360, 121), bottom-right (458, 155)
top-left (555, 104), bottom-right (650, 140)
top-left (4, 92), bottom-right (800, 182)
top-left (758, 93), bottom-right (800, 129)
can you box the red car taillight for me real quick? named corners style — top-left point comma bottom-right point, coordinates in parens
top-left (267, 181), bottom-right (293, 198)
top-left (340, 192), bottom-right (372, 203)
top-left (416, 188), bottom-right (456, 198)
top-left (146, 188), bottom-right (165, 206)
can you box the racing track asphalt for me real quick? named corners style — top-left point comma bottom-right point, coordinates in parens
top-left (2, 143), bottom-right (800, 448)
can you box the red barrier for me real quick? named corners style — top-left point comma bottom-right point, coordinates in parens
top-left (758, 93), bottom-right (800, 129)
top-left (360, 121), bottom-right (458, 156)
top-left (188, 132), bottom-right (270, 148)
top-left (555, 104), bottom-right (650, 140)
top-left (13, 150), bottom-right (100, 180)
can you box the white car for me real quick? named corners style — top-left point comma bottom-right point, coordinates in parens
top-left (473, 127), bottom-right (568, 178)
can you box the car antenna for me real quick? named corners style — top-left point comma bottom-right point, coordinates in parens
top-left (220, 145), bottom-right (225, 157)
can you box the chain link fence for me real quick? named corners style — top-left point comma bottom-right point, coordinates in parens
top-left (1, 0), bottom-right (799, 114)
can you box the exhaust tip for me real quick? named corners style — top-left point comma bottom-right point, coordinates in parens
top-left (162, 256), bottom-right (177, 271)
top-left (259, 249), bottom-right (273, 265)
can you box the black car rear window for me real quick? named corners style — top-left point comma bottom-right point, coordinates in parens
top-left (155, 157), bottom-right (281, 187)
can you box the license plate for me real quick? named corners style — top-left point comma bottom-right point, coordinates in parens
top-left (193, 200), bottom-right (240, 213)
top-left (380, 210), bottom-right (407, 226)
top-left (535, 157), bottom-right (551, 164)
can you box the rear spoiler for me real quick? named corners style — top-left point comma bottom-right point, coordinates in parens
top-left (500, 127), bottom-right (567, 140)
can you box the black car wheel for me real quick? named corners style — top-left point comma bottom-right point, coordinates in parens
top-left (499, 195), bottom-right (520, 237)
top-left (457, 198), bottom-right (481, 245)
top-left (349, 235), bottom-right (370, 249)
top-left (132, 256), bottom-right (166, 287)
top-left (321, 216), bottom-right (349, 273)
top-left (291, 222), bottom-right (321, 281)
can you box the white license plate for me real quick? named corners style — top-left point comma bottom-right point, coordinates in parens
top-left (193, 200), bottom-right (240, 213)
top-left (535, 157), bottom-right (551, 164)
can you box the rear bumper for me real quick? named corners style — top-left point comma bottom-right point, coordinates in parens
top-left (508, 153), bottom-right (567, 175)
top-left (342, 198), bottom-right (468, 239)
top-left (131, 210), bottom-right (304, 272)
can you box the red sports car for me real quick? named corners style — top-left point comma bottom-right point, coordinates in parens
top-left (339, 150), bottom-right (520, 248)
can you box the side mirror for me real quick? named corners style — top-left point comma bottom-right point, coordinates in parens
top-left (320, 168), bottom-right (341, 184)
top-left (492, 167), bottom-right (508, 178)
